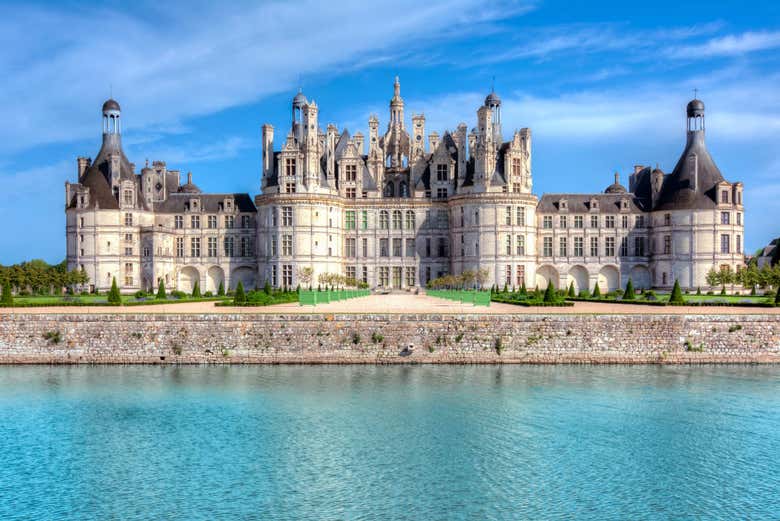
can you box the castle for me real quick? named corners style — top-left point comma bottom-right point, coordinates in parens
top-left (65, 78), bottom-right (745, 293)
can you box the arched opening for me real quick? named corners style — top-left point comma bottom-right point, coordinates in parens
top-left (231, 266), bottom-right (256, 291)
top-left (178, 266), bottom-right (200, 293)
top-left (598, 265), bottom-right (620, 292)
top-left (399, 181), bottom-right (409, 198)
top-left (384, 182), bottom-right (395, 198)
top-left (535, 265), bottom-right (558, 290)
top-left (566, 265), bottom-right (589, 294)
top-left (630, 265), bottom-right (651, 289)
top-left (207, 266), bottom-right (225, 293)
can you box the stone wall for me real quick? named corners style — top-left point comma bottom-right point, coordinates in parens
top-left (1, 313), bottom-right (779, 364)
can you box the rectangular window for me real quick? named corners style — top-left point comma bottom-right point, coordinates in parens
top-left (559, 237), bottom-right (567, 257)
top-left (242, 215), bottom-right (251, 229)
top-left (124, 233), bottom-right (133, 242)
top-left (282, 207), bottom-right (293, 226)
top-left (393, 267), bottom-right (402, 288)
top-left (506, 265), bottom-right (512, 287)
top-left (506, 206), bottom-right (512, 226)
top-left (406, 238), bottom-right (415, 257)
top-left (176, 238), bottom-right (184, 257)
top-left (543, 236), bottom-right (552, 257)
top-left (516, 235), bottom-right (525, 256)
top-left (591, 215), bottom-right (599, 228)
top-left (620, 237), bottom-right (628, 257)
top-left (405, 211), bottom-right (415, 230)
top-left (590, 237), bottom-right (598, 257)
top-left (436, 164), bottom-right (448, 181)
top-left (605, 237), bottom-right (615, 256)
top-left (271, 207), bottom-right (278, 227)
top-left (208, 215), bottom-right (217, 229)
top-left (380, 239), bottom-right (389, 257)
top-left (346, 187), bottom-right (356, 199)
top-left (721, 212), bottom-right (730, 225)
top-left (436, 188), bottom-right (448, 200)
top-left (123, 190), bottom-right (133, 205)
top-left (635, 215), bottom-right (645, 228)
top-left (208, 237), bottom-right (217, 257)
top-left (124, 247), bottom-right (133, 256)
top-left (574, 215), bottom-right (583, 229)
top-left (362, 266), bottom-right (368, 284)
top-left (361, 210), bottom-right (369, 229)
top-left (436, 210), bottom-right (448, 229)
top-left (346, 266), bottom-right (356, 281)
top-left (560, 216), bottom-right (567, 229)
top-left (737, 213), bottom-right (742, 226)
top-left (124, 213), bottom-right (133, 226)
top-left (543, 216), bottom-right (553, 229)
top-left (191, 215), bottom-right (200, 229)
top-left (271, 265), bottom-right (278, 287)
top-left (736, 234), bottom-right (741, 254)
top-left (516, 265), bottom-right (525, 287)
top-left (282, 265), bottom-right (293, 288)
top-left (345, 210), bottom-right (356, 230)
top-left (285, 183), bottom-right (296, 194)
top-left (438, 237), bottom-right (449, 257)
top-left (345, 164), bottom-right (357, 182)
top-left (392, 211), bottom-right (402, 230)
top-left (574, 237), bottom-right (583, 256)
top-left (405, 267), bottom-right (416, 287)
top-left (285, 158), bottom-right (296, 177)
top-left (622, 215), bottom-right (629, 229)
top-left (225, 215), bottom-right (234, 229)
top-left (425, 238), bottom-right (431, 257)
top-left (393, 238), bottom-right (402, 257)
top-left (380, 211), bottom-right (389, 229)
top-left (270, 237), bottom-right (277, 256)
top-left (516, 207), bottom-right (525, 226)
top-left (664, 235), bottom-right (671, 255)
top-left (506, 235), bottom-right (512, 255)
top-left (605, 216), bottom-right (615, 229)
top-left (634, 236), bottom-right (645, 256)
top-left (346, 238), bottom-right (356, 258)
top-left (379, 267), bottom-right (390, 287)
top-left (190, 237), bottom-right (200, 257)
top-left (282, 235), bottom-right (293, 256)
top-left (721, 234), bottom-right (730, 254)
top-left (362, 238), bottom-right (368, 257)
top-left (721, 190), bottom-right (729, 204)
top-left (241, 237), bottom-right (253, 257)
top-left (664, 213), bottom-right (671, 226)
top-left (224, 237), bottom-right (234, 257)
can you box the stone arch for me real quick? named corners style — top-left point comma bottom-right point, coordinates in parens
top-left (178, 266), bottom-right (200, 293)
top-left (566, 265), bottom-right (589, 294)
top-left (630, 265), bottom-right (651, 289)
top-left (597, 265), bottom-right (620, 292)
top-left (231, 266), bottom-right (256, 290)
top-left (535, 265), bottom-right (558, 290)
top-left (207, 266), bottom-right (225, 293)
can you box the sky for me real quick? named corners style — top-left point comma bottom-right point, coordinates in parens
top-left (1, 0), bottom-right (779, 264)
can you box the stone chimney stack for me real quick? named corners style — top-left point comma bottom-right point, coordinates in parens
top-left (77, 157), bottom-right (91, 179)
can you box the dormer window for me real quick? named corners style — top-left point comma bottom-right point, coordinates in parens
top-left (590, 198), bottom-right (599, 211)
top-left (621, 199), bottom-right (629, 210)
top-left (436, 164), bottom-right (448, 182)
top-left (123, 189), bottom-right (133, 206)
top-left (559, 199), bottom-right (568, 211)
top-left (721, 190), bottom-right (729, 204)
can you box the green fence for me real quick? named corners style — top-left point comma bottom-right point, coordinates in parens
top-left (426, 290), bottom-right (491, 307)
top-left (298, 289), bottom-right (371, 306)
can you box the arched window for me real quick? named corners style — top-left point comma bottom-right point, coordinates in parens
top-left (405, 210), bottom-right (415, 230)
top-left (379, 210), bottom-right (389, 229)
top-left (399, 181), bottom-right (409, 197)
top-left (384, 182), bottom-right (394, 198)
top-left (392, 210), bottom-right (402, 230)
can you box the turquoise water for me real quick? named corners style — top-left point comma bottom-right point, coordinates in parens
top-left (0, 366), bottom-right (778, 520)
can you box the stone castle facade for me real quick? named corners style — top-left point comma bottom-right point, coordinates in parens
top-left (65, 79), bottom-right (745, 293)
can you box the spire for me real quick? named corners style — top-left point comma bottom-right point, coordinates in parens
top-left (393, 75), bottom-right (401, 100)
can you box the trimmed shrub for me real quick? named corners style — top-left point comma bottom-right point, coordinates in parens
top-left (623, 278), bottom-right (635, 300)
top-left (1, 281), bottom-right (13, 307)
top-left (191, 281), bottom-right (201, 298)
top-left (775, 286), bottom-right (780, 306)
top-left (157, 280), bottom-right (167, 300)
top-left (264, 281), bottom-right (272, 295)
top-left (696, 287), bottom-right (702, 296)
top-left (669, 279), bottom-right (684, 304)
top-left (750, 284), bottom-right (757, 296)
top-left (107, 277), bottom-right (121, 305)
top-left (720, 286), bottom-right (727, 296)
top-left (234, 281), bottom-right (246, 305)
top-left (568, 282), bottom-right (576, 298)
top-left (543, 282), bottom-right (557, 303)
top-left (217, 281), bottom-right (225, 296)
top-left (578, 289), bottom-right (591, 298)
top-left (592, 284), bottom-right (601, 298)
top-left (519, 281), bottom-right (527, 297)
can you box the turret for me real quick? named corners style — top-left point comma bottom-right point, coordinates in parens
top-left (411, 114), bottom-right (425, 158)
top-left (101, 98), bottom-right (122, 149)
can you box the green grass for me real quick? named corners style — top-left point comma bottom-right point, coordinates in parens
top-left (9, 295), bottom-right (231, 307)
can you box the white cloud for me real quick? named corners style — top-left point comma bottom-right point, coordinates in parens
top-left (668, 30), bottom-right (780, 58)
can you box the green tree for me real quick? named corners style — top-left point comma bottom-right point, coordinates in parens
top-left (107, 277), bottom-right (121, 305)
top-left (669, 279), bottom-right (684, 304)
top-left (696, 287), bottom-right (702, 296)
top-left (191, 280), bottom-right (201, 298)
top-left (234, 281), bottom-right (246, 305)
top-left (623, 278), bottom-right (635, 300)
top-left (519, 281), bottom-right (527, 296)
top-left (1, 281), bottom-right (13, 307)
top-left (567, 282), bottom-right (576, 298)
top-left (592, 284), bottom-right (601, 298)
top-left (543, 282), bottom-right (557, 303)
top-left (775, 285), bottom-right (780, 306)
top-left (156, 279), bottom-right (167, 300)
top-left (217, 281), bottom-right (225, 296)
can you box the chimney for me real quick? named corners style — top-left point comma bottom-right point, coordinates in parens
top-left (187, 172), bottom-right (193, 184)
top-left (77, 157), bottom-right (91, 178)
top-left (354, 132), bottom-right (364, 155)
top-left (614, 172), bottom-right (620, 185)
top-left (428, 131), bottom-right (440, 152)
top-left (633, 165), bottom-right (644, 175)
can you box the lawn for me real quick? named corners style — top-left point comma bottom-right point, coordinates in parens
top-left (8, 295), bottom-right (231, 307)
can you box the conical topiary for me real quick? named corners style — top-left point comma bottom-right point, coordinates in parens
top-left (669, 279), bottom-right (684, 304)
top-left (234, 281), bottom-right (246, 305)
top-left (623, 278), bottom-right (635, 300)
top-left (217, 281), bottom-right (225, 296)
top-left (592, 284), bottom-right (601, 298)
top-left (568, 282), bottom-right (576, 298)
top-left (696, 287), bottom-right (702, 296)
top-left (1, 281), bottom-right (13, 307)
top-left (750, 284), bottom-right (756, 296)
top-left (775, 285), bottom-right (780, 306)
top-left (156, 279), bottom-right (167, 300)
top-left (191, 280), bottom-right (201, 298)
top-left (108, 277), bottom-right (121, 305)
top-left (543, 282), bottom-right (556, 303)
top-left (520, 281), bottom-right (527, 297)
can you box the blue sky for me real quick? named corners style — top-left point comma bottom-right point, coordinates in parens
top-left (1, 0), bottom-right (779, 264)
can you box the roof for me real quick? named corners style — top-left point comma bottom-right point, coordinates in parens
top-left (74, 136), bottom-right (146, 210)
top-left (687, 98), bottom-right (704, 117)
top-left (102, 98), bottom-right (120, 112)
top-left (538, 192), bottom-right (646, 213)
top-left (153, 193), bottom-right (257, 213)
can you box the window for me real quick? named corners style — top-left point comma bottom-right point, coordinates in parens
top-left (176, 238), bottom-right (184, 257)
top-left (362, 266), bottom-right (368, 284)
top-left (124, 263), bottom-right (133, 286)
top-left (359, 210), bottom-right (368, 230)
top-left (380, 239), bottom-right (389, 257)
top-left (393, 238), bottom-right (402, 257)
top-left (664, 213), bottom-right (671, 226)
top-left (436, 164), bottom-right (448, 181)
top-left (346, 266), bottom-right (356, 281)
top-left (634, 237), bottom-right (645, 256)
top-left (574, 237), bottom-right (583, 256)
top-left (405, 210), bottom-right (415, 230)
top-left (392, 210), bottom-right (402, 230)
top-left (346, 188), bottom-right (356, 199)
top-left (207, 237), bottom-right (217, 257)
top-left (225, 215), bottom-right (234, 229)
top-left (620, 238), bottom-right (628, 257)
top-left (191, 215), bottom-right (200, 229)
top-left (393, 267), bottom-right (402, 287)
top-left (437, 237), bottom-right (449, 257)
top-left (79, 217), bottom-right (84, 228)
top-left (272, 207), bottom-right (278, 226)
top-left (664, 235), bottom-right (671, 255)
top-left (475, 210), bottom-right (480, 225)
top-left (737, 213), bottom-right (742, 226)
top-left (590, 215), bottom-right (598, 228)
top-left (635, 215), bottom-right (645, 228)
top-left (460, 207), bottom-right (465, 227)
top-left (282, 265), bottom-right (293, 288)
top-left (405, 267), bottom-right (416, 287)
top-left (516, 265), bottom-right (525, 287)
top-left (284, 158), bottom-right (296, 177)
top-left (282, 235), bottom-right (293, 256)
top-left (224, 237), bottom-right (234, 257)
top-left (437, 210), bottom-right (448, 228)
top-left (506, 265), bottom-right (512, 287)
top-left (380, 211), bottom-right (389, 229)
top-left (285, 183), bottom-right (296, 193)
top-left (208, 215), bottom-right (217, 229)
top-left (124, 247), bottom-right (133, 256)
top-left (517, 207), bottom-right (525, 226)
top-left (124, 233), bottom-right (133, 242)
top-left (721, 190), bottom-right (729, 204)
top-left (543, 237), bottom-right (553, 257)
top-left (721, 234), bottom-right (730, 254)
top-left (590, 237), bottom-right (598, 257)
top-left (574, 215), bottom-right (583, 229)
top-left (242, 215), bottom-right (251, 229)
top-left (190, 237), bottom-right (200, 257)
top-left (721, 212), bottom-right (730, 225)
top-left (270, 237), bottom-right (277, 256)
top-left (605, 216), bottom-right (615, 229)
top-left (516, 235), bottom-right (525, 256)
top-left (143, 247), bottom-right (150, 257)
top-left (345, 164), bottom-right (357, 182)
top-left (506, 235), bottom-right (512, 255)
top-left (425, 267), bottom-right (431, 285)
top-left (282, 207), bottom-right (293, 227)
top-left (559, 237), bottom-right (567, 257)
top-left (736, 234), bottom-right (741, 254)
top-left (241, 238), bottom-right (252, 258)
top-left (622, 215), bottom-right (629, 229)
top-left (560, 216), bottom-right (567, 229)
top-left (346, 238), bottom-right (356, 258)
top-left (345, 210), bottom-right (356, 230)
top-left (362, 238), bottom-right (368, 257)
top-left (543, 216), bottom-right (553, 229)
top-left (379, 267), bottom-right (390, 287)
top-left (511, 158), bottom-right (522, 177)
top-left (123, 190), bottom-right (133, 205)
top-left (436, 188), bottom-right (448, 200)
top-left (605, 237), bottom-right (615, 257)
top-left (506, 206), bottom-right (512, 226)
top-left (124, 213), bottom-right (133, 226)
top-left (406, 238), bottom-right (415, 257)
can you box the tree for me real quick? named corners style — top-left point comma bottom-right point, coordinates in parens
top-left (461, 270), bottom-right (476, 289)
top-left (568, 282), bottom-right (576, 298)
top-left (775, 285), bottom-right (780, 306)
top-left (1, 281), bottom-right (12, 307)
top-left (669, 279), bottom-right (684, 304)
top-left (543, 282), bottom-right (557, 303)
top-left (191, 280), bottom-right (201, 298)
top-left (623, 278), bottom-right (635, 300)
top-left (476, 268), bottom-right (490, 290)
top-left (216, 281), bottom-right (224, 296)
top-left (156, 279), bottom-right (167, 300)
top-left (234, 281), bottom-right (246, 305)
top-left (519, 281), bottom-right (527, 297)
top-left (297, 266), bottom-right (314, 289)
top-left (592, 284), bottom-right (602, 298)
top-left (107, 277), bottom-right (121, 305)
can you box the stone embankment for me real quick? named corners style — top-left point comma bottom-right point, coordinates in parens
top-left (1, 313), bottom-right (779, 364)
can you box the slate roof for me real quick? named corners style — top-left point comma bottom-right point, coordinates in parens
top-left (537, 193), bottom-right (646, 213)
top-left (153, 193), bottom-right (256, 213)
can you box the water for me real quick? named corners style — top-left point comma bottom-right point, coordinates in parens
top-left (0, 366), bottom-right (778, 520)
